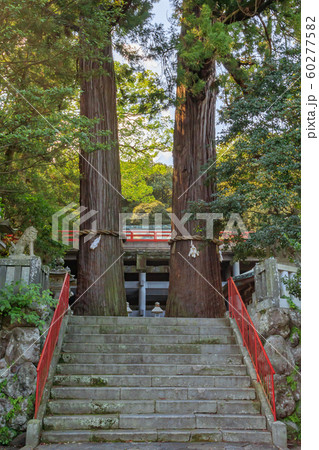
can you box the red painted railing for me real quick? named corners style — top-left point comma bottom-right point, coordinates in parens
top-left (58, 229), bottom-right (171, 243)
top-left (58, 229), bottom-right (252, 245)
top-left (34, 273), bottom-right (70, 418)
top-left (228, 277), bottom-right (276, 421)
top-left (124, 230), bottom-right (171, 241)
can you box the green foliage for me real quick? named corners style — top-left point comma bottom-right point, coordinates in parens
top-left (1, 63), bottom-right (172, 260)
top-left (284, 272), bottom-right (301, 302)
top-left (290, 326), bottom-right (301, 343)
top-left (283, 400), bottom-right (301, 442)
top-left (0, 0), bottom-right (162, 263)
top-left (116, 62), bottom-right (173, 212)
top-left (0, 384), bottom-right (35, 445)
top-left (284, 296), bottom-right (301, 313)
top-left (177, 1), bottom-right (235, 95)
top-left (26, 393), bottom-right (35, 417)
top-left (0, 378), bottom-right (8, 398)
top-left (117, 63), bottom-right (173, 161)
top-left (0, 282), bottom-right (56, 330)
top-left (145, 164), bottom-right (173, 208)
top-left (131, 200), bottom-right (170, 224)
top-left (0, 379), bottom-right (23, 445)
top-left (122, 161), bottom-right (172, 210)
top-left (197, 42), bottom-right (300, 259)
top-left (282, 237), bottom-right (301, 300)
top-left (286, 366), bottom-right (300, 392)
top-left (177, 1), bottom-right (301, 265)
top-left (6, 396), bottom-right (24, 422)
top-left (284, 366), bottom-right (301, 442)
top-left (0, 426), bottom-right (16, 446)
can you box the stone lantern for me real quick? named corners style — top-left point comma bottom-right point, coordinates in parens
top-left (152, 302), bottom-right (164, 317)
top-left (127, 302), bottom-right (133, 317)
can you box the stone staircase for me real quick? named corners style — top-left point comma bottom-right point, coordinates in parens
top-left (41, 316), bottom-right (275, 446)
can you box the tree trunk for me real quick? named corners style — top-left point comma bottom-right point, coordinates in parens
top-left (166, 58), bottom-right (226, 318)
top-left (74, 41), bottom-right (126, 316)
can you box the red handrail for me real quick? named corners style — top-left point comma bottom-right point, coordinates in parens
top-left (58, 229), bottom-right (252, 244)
top-left (124, 230), bottom-right (171, 241)
top-left (34, 273), bottom-right (70, 418)
top-left (58, 229), bottom-right (172, 243)
top-left (228, 277), bottom-right (276, 421)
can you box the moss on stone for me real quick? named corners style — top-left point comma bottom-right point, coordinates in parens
top-left (194, 338), bottom-right (222, 344)
top-left (90, 377), bottom-right (108, 387)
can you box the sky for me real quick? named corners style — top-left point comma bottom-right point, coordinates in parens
top-left (116, 0), bottom-right (223, 166)
top-left (145, 0), bottom-right (174, 166)
top-left (152, 0), bottom-right (172, 30)
top-left (114, 0), bottom-right (174, 165)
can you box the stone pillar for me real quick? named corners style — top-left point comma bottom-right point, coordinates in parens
top-left (233, 261), bottom-right (240, 277)
top-left (253, 257), bottom-right (281, 310)
top-left (279, 270), bottom-right (289, 297)
top-left (139, 272), bottom-right (146, 317)
top-left (0, 256), bottom-right (42, 288)
top-left (49, 268), bottom-right (71, 299)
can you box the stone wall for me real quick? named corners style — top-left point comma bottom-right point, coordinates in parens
top-left (248, 258), bottom-right (301, 442)
top-left (0, 256), bottom-right (51, 444)
top-left (0, 323), bottom-right (40, 443)
top-left (0, 256), bottom-right (49, 290)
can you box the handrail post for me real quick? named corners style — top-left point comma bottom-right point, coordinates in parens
top-left (227, 277), bottom-right (276, 421)
top-left (255, 328), bottom-right (258, 373)
top-left (271, 371), bottom-right (276, 421)
top-left (228, 279), bottom-right (231, 318)
top-left (241, 303), bottom-right (244, 347)
top-left (34, 273), bottom-right (70, 419)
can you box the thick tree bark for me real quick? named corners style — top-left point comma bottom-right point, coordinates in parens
top-left (74, 41), bottom-right (126, 316)
top-left (166, 58), bottom-right (226, 318)
top-left (166, 0), bottom-right (277, 318)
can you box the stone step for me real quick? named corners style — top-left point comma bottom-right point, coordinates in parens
top-left (219, 429), bottom-right (273, 444)
top-left (64, 333), bottom-right (236, 345)
top-left (50, 386), bottom-right (256, 401)
top-left (41, 430), bottom-right (158, 444)
top-left (195, 414), bottom-right (266, 430)
top-left (46, 399), bottom-right (156, 415)
top-left (56, 363), bottom-right (247, 376)
top-left (41, 428), bottom-right (273, 444)
top-left (66, 324), bottom-right (233, 336)
top-left (46, 399), bottom-right (261, 416)
top-left (40, 314), bottom-right (274, 447)
top-left (59, 352), bottom-right (243, 365)
top-left (157, 400), bottom-right (261, 415)
top-left (43, 414), bottom-right (119, 431)
top-left (52, 374), bottom-right (251, 388)
top-left (43, 413), bottom-right (266, 431)
top-left (69, 316), bottom-right (230, 327)
top-left (61, 342), bottom-right (241, 354)
top-left (119, 413), bottom-right (267, 430)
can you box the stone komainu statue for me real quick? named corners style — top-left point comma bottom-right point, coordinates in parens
top-left (10, 226), bottom-right (38, 256)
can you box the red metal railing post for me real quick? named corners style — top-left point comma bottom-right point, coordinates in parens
top-left (34, 273), bottom-right (70, 419)
top-left (241, 302), bottom-right (244, 346)
top-left (228, 279), bottom-right (231, 318)
top-left (61, 229), bottom-right (173, 243)
top-left (227, 277), bottom-right (276, 421)
top-left (271, 371), bottom-right (277, 421)
top-left (255, 328), bottom-right (258, 373)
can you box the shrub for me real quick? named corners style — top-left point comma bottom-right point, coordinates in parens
top-left (0, 281), bottom-right (56, 330)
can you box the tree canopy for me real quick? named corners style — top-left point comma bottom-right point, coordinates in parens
top-left (0, 0), bottom-right (300, 269)
top-left (0, 0), bottom-right (171, 260)
top-left (192, 2), bottom-right (301, 260)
